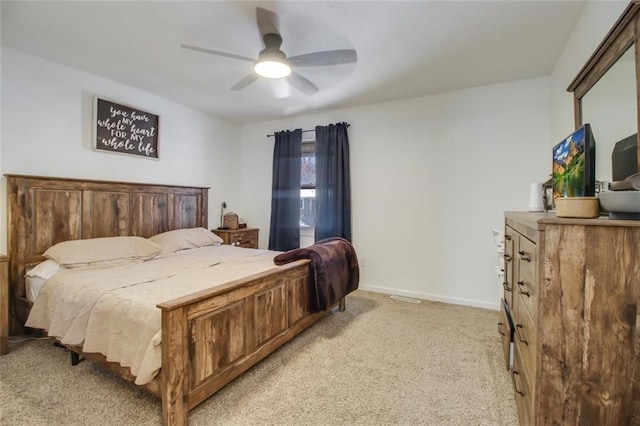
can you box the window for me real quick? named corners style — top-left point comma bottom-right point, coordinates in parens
top-left (300, 141), bottom-right (316, 230)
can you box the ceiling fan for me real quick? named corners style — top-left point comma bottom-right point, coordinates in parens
top-left (181, 7), bottom-right (357, 95)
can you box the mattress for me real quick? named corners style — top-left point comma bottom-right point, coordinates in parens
top-left (26, 245), bottom-right (281, 384)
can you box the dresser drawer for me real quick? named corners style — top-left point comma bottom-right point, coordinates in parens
top-left (512, 343), bottom-right (534, 426)
top-left (513, 304), bottom-right (536, 386)
top-left (213, 228), bottom-right (259, 249)
top-left (498, 299), bottom-right (514, 371)
top-left (516, 236), bottom-right (537, 321)
top-left (503, 227), bottom-right (516, 306)
top-left (229, 229), bottom-right (258, 248)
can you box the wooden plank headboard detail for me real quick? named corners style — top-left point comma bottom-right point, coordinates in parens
top-left (5, 174), bottom-right (209, 329)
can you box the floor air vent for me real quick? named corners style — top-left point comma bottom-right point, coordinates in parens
top-left (390, 295), bottom-right (421, 303)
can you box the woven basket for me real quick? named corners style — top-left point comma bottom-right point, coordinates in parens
top-left (555, 197), bottom-right (599, 218)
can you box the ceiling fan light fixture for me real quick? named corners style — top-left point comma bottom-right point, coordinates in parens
top-left (254, 47), bottom-right (291, 79)
top-left (254, 59), bottom-right (291, 79)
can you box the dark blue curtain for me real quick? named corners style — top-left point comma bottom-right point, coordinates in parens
top-left (315, 122), bottom-right (352, 242)
top-left (269, 129), bottom-right (302, 251)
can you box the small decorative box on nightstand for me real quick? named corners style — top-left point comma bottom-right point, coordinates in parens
top-left (212, 228), bottom-right (259, 249)
top-left (222, 212), bottom-right (239, 230)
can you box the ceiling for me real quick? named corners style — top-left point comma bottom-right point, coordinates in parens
top-left (1, 1), bottom-right (588, 124)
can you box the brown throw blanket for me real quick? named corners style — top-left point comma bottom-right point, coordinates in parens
top-left (273, 237), bottom-right (359, 312)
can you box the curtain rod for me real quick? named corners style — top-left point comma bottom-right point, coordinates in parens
top-left (266, 124), bottom-right (350, 138)
top-left (266, 129), bottom-right (314, 138)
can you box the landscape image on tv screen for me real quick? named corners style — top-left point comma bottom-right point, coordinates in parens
top-left (553, 126), bottom-right (587, 199)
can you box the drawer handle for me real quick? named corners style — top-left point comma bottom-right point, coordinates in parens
top-left (512, 371), bottom-right (525, 397)
top-left (516, 324), bottom-right (528, 345)
top-left (505, 235), bottom-right (512, 241)
top-left (518, 250), bottom-right (531, 262)
top-left (503, 282), bottom-right (512, 292)
top-left (517, 281), bottom-right (530, 297)
top-left (503, 254), bottom-right (512, 262)
top-left (498, 322), bottom-right (506, 336)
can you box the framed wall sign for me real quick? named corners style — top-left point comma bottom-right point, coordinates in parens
top-left (93, 97), bottom-right (159, 159)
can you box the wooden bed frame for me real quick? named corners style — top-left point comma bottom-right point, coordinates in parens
top-left (6, 174), bottom-right (334, 425)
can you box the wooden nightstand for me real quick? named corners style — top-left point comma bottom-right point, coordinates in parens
top-left (212, 228), bottom-right (259, 249)
top-left (0, 255), bottom-right (9, 355)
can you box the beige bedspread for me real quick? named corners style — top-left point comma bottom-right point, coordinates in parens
top-left (26, 245), bottom-right (280, 384)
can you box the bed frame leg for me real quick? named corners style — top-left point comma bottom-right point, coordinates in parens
top-left (71, 351), bottom-right (82, 366)
top-left (162, 307), bottom-right (189, 426)
top-left (338, 298), bottom-right (346, 312)
top-left (53, 342), bottom-right (83, 366)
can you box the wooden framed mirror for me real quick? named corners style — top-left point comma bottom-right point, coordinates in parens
top-left (568, 0), bottom-right (640, 183)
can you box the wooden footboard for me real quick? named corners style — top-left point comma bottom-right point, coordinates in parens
top-left (157, 259), bottom-right (328, 426)
top-left (52, 259), bottom-right (327, 426)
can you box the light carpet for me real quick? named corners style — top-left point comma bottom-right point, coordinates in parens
top-left (0, 290), bottom-right (518, 425)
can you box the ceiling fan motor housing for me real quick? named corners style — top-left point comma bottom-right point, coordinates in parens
top-left (259, 33), bottom-right (287, 61)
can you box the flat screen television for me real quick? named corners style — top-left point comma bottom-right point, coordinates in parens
top-left (552, 123), bottom-right (596, 200)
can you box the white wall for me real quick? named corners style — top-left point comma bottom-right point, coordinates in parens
top-left (0, 48), bottom-right (242, 252)
top-left (0, 6), bottom-right (4, 253)
top-left (240, 77), bottom-right (551, 310)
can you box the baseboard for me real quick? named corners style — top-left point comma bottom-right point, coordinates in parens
top-left (357, 283), bottom-right (500, 311)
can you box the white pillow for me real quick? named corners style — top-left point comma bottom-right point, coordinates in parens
top-left (149, 227), bottom-right (223, 256)
top-left (26, 259), bottom-right (62, 280)
top-left (44, 236), bottom-right (162, 267)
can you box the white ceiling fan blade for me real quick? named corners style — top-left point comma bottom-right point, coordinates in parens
top-left (230, 73), bottom-right (258, 91)
top-left (286, 72), bottom-right (319, 95)
top-left (181, 44), bottom-right (255, 62)
top-left (289, 49), bottom-right (358, 67)
top-left (256, 7), bottom-right (280, 39)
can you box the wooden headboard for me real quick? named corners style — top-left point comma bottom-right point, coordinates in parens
top-left (5, 174), bottom-right (209, 329)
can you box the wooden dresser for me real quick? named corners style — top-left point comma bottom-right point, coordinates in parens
top-left (0, 254), bottom-right (9, 355)
top-left (212, 228), bottom-right (259, 249)
top-left (501, 212), bottom-right (640, 425)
